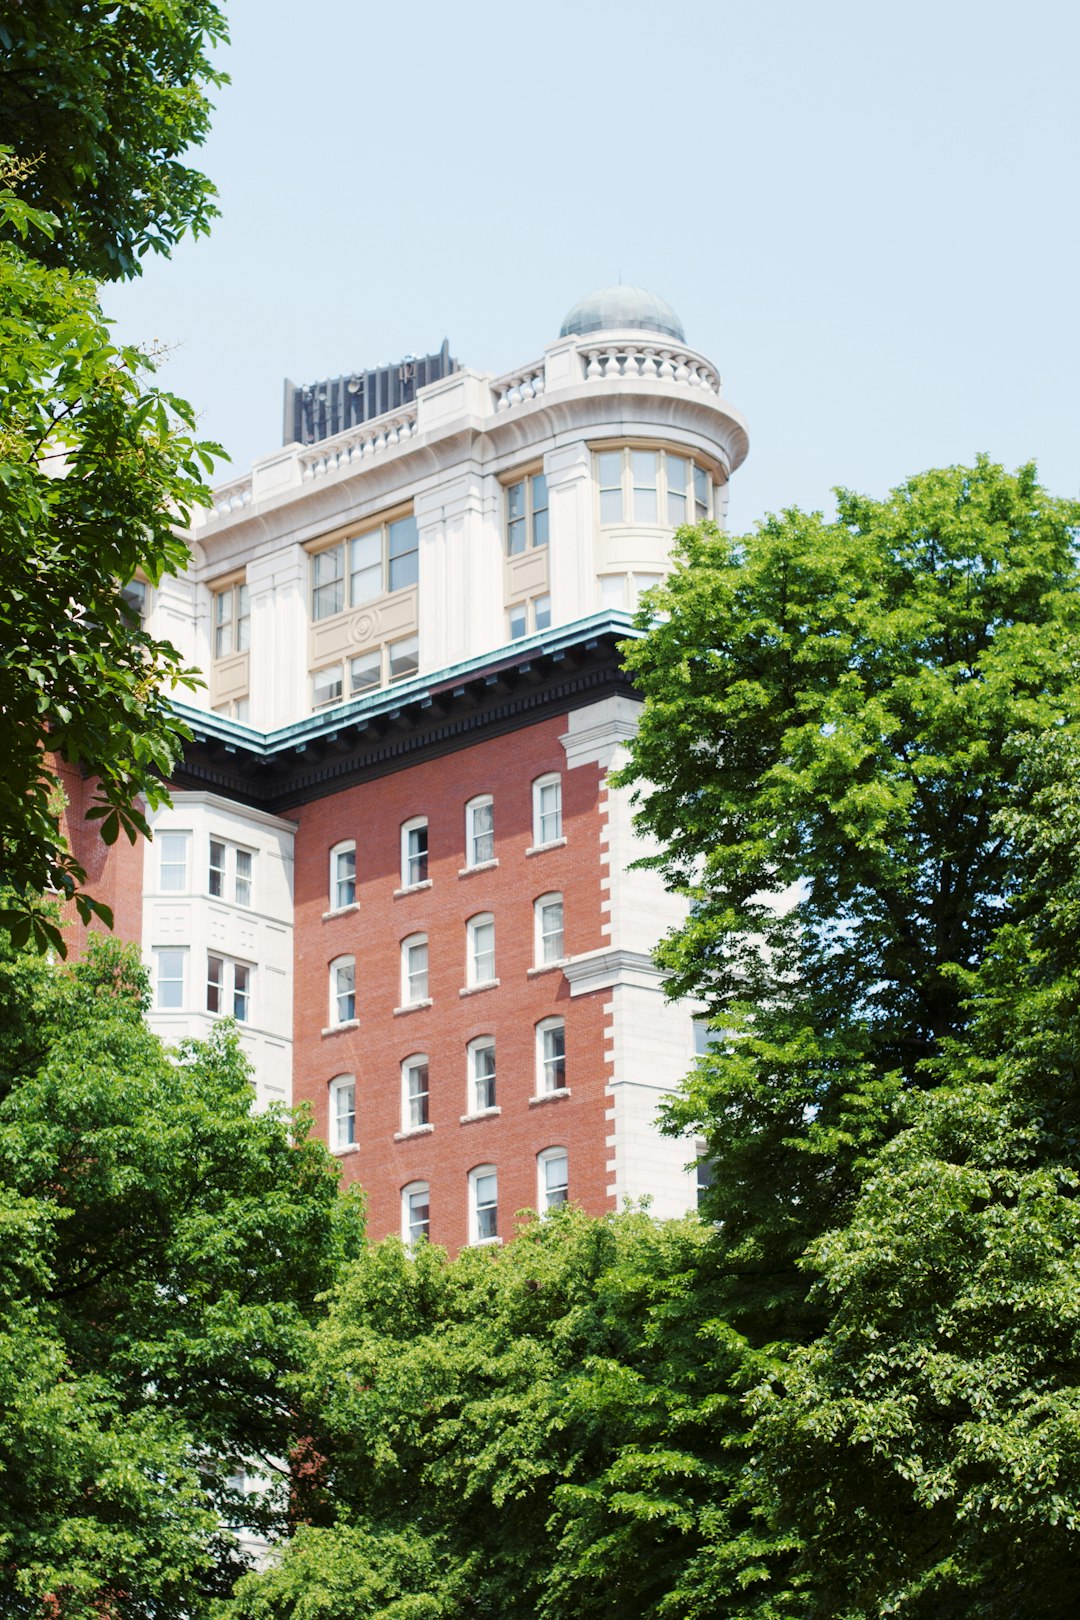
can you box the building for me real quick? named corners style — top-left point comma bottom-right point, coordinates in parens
top-left (99, 285), bottom-right (748, 1250)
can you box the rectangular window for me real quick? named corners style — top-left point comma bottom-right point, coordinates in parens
top-left (207, 952), bottom-right (224, 1013)
top-left (693, 464), bottom-right (710, 520)
top-left (156, 949), bottom-right (185, 1010)
top-left (467, 800), bottom-right (494, 867)
top-left (388, 634), bottom-right (419, 683)
top-left (333, 958), bottom-right (356, 1025)
top-left (598, 450), bottom-right (623, 524)
top-left (533, 593), bottom-right (551, 632)
top-left (332, 844), bottom-right (356, 910)
top-left (541, 1150), bottom-right (569, 1209)
top-left (538, 896), bottom-right (564, 963)
top-left (209, 839), bottom-right (226, 898)
top-left (505, 472), bottom-right (549, 554)
top-left (158, 831), bottom-right (188, 893)
top-left (533, 776), bottom-right (562, 846)
top-left (312, 547), bottom-right (345, 621)
top-left (598, 449), bottom-right (712, 528)
top-left (313, 664), bottom-right (344, 708)
top-left (472, 1040), bottom-right (496, 1112)
top-left (388, 515), bottom-right (419, 592)
top-left (213, 581), bottom-right (250, 659)
top-left (406, 1059), bottom-right (430, 1129)
top-left (234, 849), bottom-right (252, 909)
top-left (469, 917), bottom-right (495, 985)
top-left (666, 455), bottom-right (688, 526)
top-left (233, 962), bottom-right (251, 1021)
top-left (350, 650), bottom-right (381, 695)
top-left (403, 820), bottom-right (428, 888)
top-left (631, 450), bottom-right (658, 523)
top-left (405, 937), bottom-right (429, 1003)
top-left (508, 602), bottom-right (528, 641)
top-left (333, 1079), bottom-right (357, 1151)
top-left (207, 955), bottom-right (251, 1022)
top-left (311, 512), bottom-right (419, 624)
top-left (349, 531), bottom-right (382, 606)
top-left (405, 1184), bottom-right (430, 1244)
top-left (208, 839), bottom-right (254, 907)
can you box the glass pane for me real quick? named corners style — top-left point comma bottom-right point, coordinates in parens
top-left (388, 515), bottom-right (418, 558)
top-left (531, 507), bottom-right (549, 547)
top-left (350, 651), bottom-right (381, 694)
top-left (209, 840), bottom-right (225, 898)
top-left (388, 635), bottom-right (419, 682)
top-left (600, 575), bottom-right (626, 609)
top-left (351, 563), bottom-right (382, 605)
top-left (471, 804), bottom-right (494, 865)
top-left (335, 847), bottom-right (356, 908)
top-left (633, 486), bottom-right (658, 524)
top-left (693, 465), bottom-right (710, 517)
top-left (214, 590), bottom-right (233, 659)
top-left (631, 450), bottom-right (658, 488)
top-left (533, 594), bottom-right (551, 632)
top-left (206, 954), bottom-right (223, 1013)
top-left (236, 585), bottom-right (250, 652)
top-left (233, 964), bottom-right (250, 1020)
top-left (531, 474), bottom-right (548, 516)
top-left (507, 482), bottom-right (525, 520)
top-left (474, 1043), bottom-right (496, 1110)
top-left (406, 823), bottom-right (428, 886)
top-left (313, 666), bottom-right (343, 707)
top-left (350, 534), bottom-right (382, 604)
top-left (313, 548), bottom-right (344, 619)
top-left (388, 550), bottom-right (418, 592)
top-left (599, 488), bottom-right (623, 525)
top-left (157, 951), bottom-right (184, 1009)
top-left (666, 455), bottom-right (687, 495)
top-left (508, 603), bottom-right (527, 640)
top-left (597, 451), bottom-right (622, 488)
top-left (507, 518), bottom-right (526, 556)
top-left (235, 849), bottom-right (252, 907)
top-left (159, 832), bottom-right (187, 891)
top-left (313, 580), bottom-right (344, 619)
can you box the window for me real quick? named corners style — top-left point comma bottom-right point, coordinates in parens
top-left (120, 577), bottom-right (149, 625)
top-left (329, 1075), bottom-right (356, 1152)
top-left (207, 954), bottom-right (252, 1022)
top-left (330, 841), bottom-right (357, 910)
top-left (388, 634), bottom-right (419, 683)
top-left (538, 1147), bottom-right (569, 1211)
top-left (401, 818), bottom-right (429, 888)
top-left (350, 649), bottom-right (381, 695)
top-left (468, 1037), bottom-right (497, 1113)
top-left (465, 796), bottom-right (494, 867)
top-left (467, 914), bottom-right (496, 988)
top-left (402, 1054), bottom-right (430, 1130)
top-left (535, 893), bottom-right (564, 965)
top-left (314, 634), bottom-right (421, 711)
top-left (208, 838), bottom-right (254, 907)
top-left (310, 513), bottom-right (419, 623)
top-left (214, 696), bottom-right (250, 722)
top-left (213, 581), bottom-right (250, 659)
top-left (330, 956), bottom-right (356, 1026)
top-left (313, 664), bottom-right (344, 709)
top-left (532, 774), bottom-right (562, 846)
top-left (696, 1144), bottom-right (716, 1209)
top-left (596, 447), bottom-right (714, 527)
top-left (157, 831), bottom-right (189, 893)
top-left (401, 934), bottom-right (429, 1005)
top-left (505, 472), bottom-right (549, 555)
top-left (155, 948), bottom-right (186, 1010)
top-left (402, 1181), bottom-right (430, 1245)
top-left (469, 1165), bottom-right (498, 1243)
top-left (537, 1017), bottom-right (566, 1094)
top-left (508, 592), bottom-right (551, 641)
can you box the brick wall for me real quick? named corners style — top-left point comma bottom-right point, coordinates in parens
top-left (54, 758), bottom-right (145, 957)
top-left (290, 711), bottom-right (613, 1251)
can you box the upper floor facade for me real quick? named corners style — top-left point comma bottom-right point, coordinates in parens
top-left (146, 287), bottom-right (748, 731)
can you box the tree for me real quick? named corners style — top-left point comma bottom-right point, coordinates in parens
top-left (0, 932), bottom-right (363, 1616)
top-left (750, 733), bottom-right (1080, 1617)
top-left (1, 1), bottom-right (228, 282)
top-left (0, 170), bottom-right (221, 951)
top-left (609, 458), bottom-right (1080, 1612)
top-left (227, 1207), bottom-right (788, 1620)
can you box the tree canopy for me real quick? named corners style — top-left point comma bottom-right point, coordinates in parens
top-left (1, 1), bottom-right (228, 281)
top-left (0, 932), bottom-right (362, 1616)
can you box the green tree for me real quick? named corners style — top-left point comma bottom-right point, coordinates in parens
top-left (1, 1), bottom-right (228, 281)
top-left (751, 733), bottom-right (1080, 1617)
top-left (228, 1207), bottom-right (786, 1620)
top-left (0, 932), bottom-right (362, 1616)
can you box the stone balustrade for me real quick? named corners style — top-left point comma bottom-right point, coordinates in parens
top-left (578, 340), bottom-right (720, 393)
top-left (298, 407), bottom-right (418, 481)
top-left (210, 475), bottom-right (254, 516)
top-left (491, 364), bottom-right (546, 412)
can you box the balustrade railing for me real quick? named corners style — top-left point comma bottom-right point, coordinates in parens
top-left (491, 363), bottom-right (546, 412)
top-left (210, 476), bottom-right (253, 516)
top-left (578, 341), bottom-right (720, 392)
top-left (298, 407), bottom-right (418, 480)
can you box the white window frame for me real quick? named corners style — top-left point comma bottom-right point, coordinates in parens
top-left (507, 592), bottom-right (552, 642)
top-left (329, 955), bottom-right (357, 1027)
top-left (329, 1074), bottom-right (357, 1153)
top-left (212, 579), bottom-right (250, 660)
top-left (531, 774), bottom-right (562, 847)
top-left (469, 1164), bottom-right (499, 1244)
top-left (534, 892), bottom-right (565, 966)
top-left (329, 840), bottom-right (357, 911)
top-left (401, 933), bottom-right (430, 1006)
top-left (154, 947), bottom-right (186, 1011)
top-left (207, 837), bottom-right (255, 908)
top-left (401, 1053), bottom-right (430, 1132)
top-left (537, 1146), bottom-right (569, 1211)
top-left (206, 953), bottom-right (253, 1022)
top-left (309, 512), bottom-right (419, 624)
top-left (467, 1036), bottom-right (497, 1114)
top-left (400, 817), bottom-right (429, 888)
top-left (466, 913), bottom-right (496, 989)
top-left (157, 830), bottom-right (189, 894)
top-left (465, 795), bottom-right (495, 868)
top-left (536, 1016), bottom-right (567, 1096)
top-left (401, 1180), bottom-right (431, 1246)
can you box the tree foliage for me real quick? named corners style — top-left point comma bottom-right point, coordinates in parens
top-left (0, 933), bottom-right (362, 1616)
top-left (1, 1), bottom-right (228, 281)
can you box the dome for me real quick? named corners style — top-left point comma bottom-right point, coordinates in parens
top-left (559, 284), bottom-right (685, 343)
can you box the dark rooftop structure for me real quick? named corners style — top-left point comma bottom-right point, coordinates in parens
top-left (283, 339), bottom-right (459, 447)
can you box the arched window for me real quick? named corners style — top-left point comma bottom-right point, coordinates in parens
top-left (467, 1036), bottom-right (497, 1114)
top-left (402, 1181), bottom-right (430, 1246)
top-left (537, 1147), bottom-right (568, 1211)
top-left (329, 956), bottom-right (356, 1027)
top-left (465, 795), bottom-right (495, 868)
top-left (466, 913), bottom-right (496, 988)
top-left (401, 1054), bottom-right (430, 1132)
top-left (535, 1017), bottom-right (566, 1095)
top-left (469, 1164), bottom-right (498, 1244)
top-left (329, 1075), bottom-right (356, 1152)
top-left (531, 773), bottom-right (562, 847)
top-left (400, 933), bottom-right (430, 1006)
top-left (534, 892), bottom-right (564, 965)
top-left (329, 840), bottom-right (356, 910)
top-left (400, 816), bottom-right (429, 888)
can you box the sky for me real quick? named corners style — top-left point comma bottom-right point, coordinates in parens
top-left (102, 0), bottom-right (1080, 533)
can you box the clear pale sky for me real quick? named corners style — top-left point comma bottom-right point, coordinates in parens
top-left (101, 0), bottom-right (1080, 533)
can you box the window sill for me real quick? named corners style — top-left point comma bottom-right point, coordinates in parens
top-left (459, 979), bottom-right (500, 998)
top-left (460, 1106), bottom-right (502, 1124)
top-left (394, 1124), bottom-right (435, 1142)
top-left (527, 959), bottom-right (568, 978)
top-left (322, 902), bottom-right (360, 921)
top-left (322, 1020), bottom-right (360, 1036)
top-left (393, 880), bottom-right (433, 899)
top-left (470, 1235), bottom-right (503, 1248)
top-left (332, 1143), bottom-right (360, 1158)
top-left (459, 859), bottom-right (499, 877)
top-left (529, 1087), bottom-right (571, 1106)
top-left (525, 838), bottom-right (567, 857)
top-left (393, 998), bottom-right (433, 1017)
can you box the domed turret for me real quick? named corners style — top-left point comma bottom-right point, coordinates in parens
top-left (559, 285), bottom-right (685, 343)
